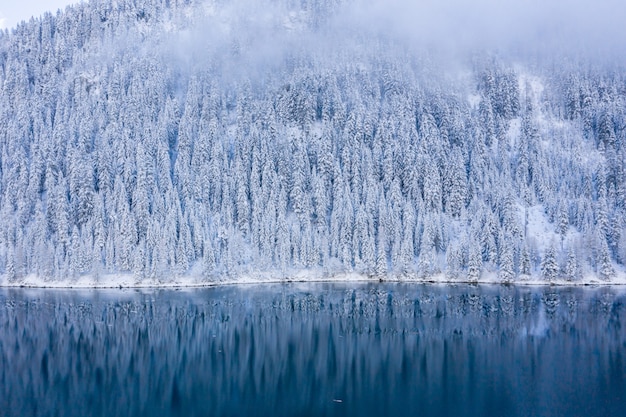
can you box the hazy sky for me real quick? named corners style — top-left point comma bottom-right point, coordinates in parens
top-left (0, 0), bottom-right (80, 29)
top-left (1, 0), bottom-right (625, 63)
top-left (339, 0), bottom-right (626, 60)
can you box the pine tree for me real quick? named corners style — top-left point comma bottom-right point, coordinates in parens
top-left (68, 226), bottom-right (82, 279)
top-left (398, 218), bottom-right (415, 274)
top-left (467, 240), bottom-right (482, 283)
top-left (417, 237), bottom-right (437, 279)
top-left (374, 224), bottom-right (387, 280)
top-left (5, 246), bottom-right (16, 283)
top-left (417, 216), bottom-right (439, 278)
top-left (520, 246), bottom-right (532, 277)
top-left (422, 156), bottom-right (442, 212)
top-left (619, 232), bottom-right (626, 266)
top-left (557, 206), bottom-right (569, 241)
top-left (444, 149), bottom-right (467, 217)
top-left (541, 245), bottom-right (559, 282)
top-left (353, 205), bottom-right (368, 270)
top-left (499, 237), bottom-right (515, 283)
top-left (0, 0), bottom-right (624, 285)
top-left (445, 244), bottom-right (463, 281)
top-left (564, 247), bottom-right (579, 281)
top-left (597, 233), bottom-right (615, 281)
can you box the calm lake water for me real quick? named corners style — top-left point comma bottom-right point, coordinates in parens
top-left (1, 284), bottom-right (625, 417)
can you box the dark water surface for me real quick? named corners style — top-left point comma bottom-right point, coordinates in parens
top-left (1, 284), bottom-right (625, 417)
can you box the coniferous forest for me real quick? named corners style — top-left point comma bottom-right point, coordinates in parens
top-left (0, 0), bottom-right (625, 285)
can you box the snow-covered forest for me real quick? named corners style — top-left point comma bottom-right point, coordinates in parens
top-left (0, 0), bottom-right (625, 285)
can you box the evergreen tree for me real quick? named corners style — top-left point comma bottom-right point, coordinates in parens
top-left (541, 245), bottom-right (559, 282)
top-left (0, 0), bottom-right (621, 284)
top-left (597, 233), bottom-right (615, 281)
top-left (499, 237), bottom-right (515, 283)
top-left (445, 243), bottom-right (463, 281)
top-left (467, 240), bottom-right (482, 283)
top-left (520, 246), bottom-right (532, 277)
top-left (564, 247), bottom-right (579, 281)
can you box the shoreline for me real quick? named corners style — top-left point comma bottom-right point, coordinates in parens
top-left (2, 273), bottom-right (626, 290)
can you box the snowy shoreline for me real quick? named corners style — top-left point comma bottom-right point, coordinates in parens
top-left (2, 271), bottom-right (626, 290)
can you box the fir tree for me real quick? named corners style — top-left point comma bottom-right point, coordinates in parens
top-left (467, 240), bottom-right (482, 283)
top-left (541, 245), bottom-right (559, 282)
top-left (0, 0), bottom-right (621, 284)
top-left (499, 238), bottom-right (515, 284)
top-left (520, 246), bottom-right (532, 277)
top-left (597, 233), bottom-right (615, 281)
top-left (564, 247), bottom-right (579, 281)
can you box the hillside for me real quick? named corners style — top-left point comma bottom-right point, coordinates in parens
top-left (0, 0), bottom-right (625, 286)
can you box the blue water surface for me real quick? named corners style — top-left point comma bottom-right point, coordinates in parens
top-left (1, 284), bottom-right (625, 417)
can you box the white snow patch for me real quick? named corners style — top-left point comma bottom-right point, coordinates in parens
top-left (516, 69), bottom-right (575, 142)
top-left (519, 204), bottom-right (560, 253)
top-left (3, 267), bottom-right (626, 289)
top-left (518, 204), bottom-right (586, 257)
top-left (506, 117), bottom-right (521, 147)
top-left (282, 11), bottom-right (308, 31)
top-left (516, 69), bottom-right (549, 127)
top-left (467, 93), bottom-right (480, 109)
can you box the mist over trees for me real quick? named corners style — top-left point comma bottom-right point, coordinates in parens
top-left (0, 0), bottom-right (625, 284)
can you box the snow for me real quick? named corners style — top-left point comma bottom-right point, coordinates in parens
top-left (2, 1), bottom-right (625, 291)
top-left (520, 204), bottom-right (560, 253)
top-left (282, 11), bottom-right (308, 31)
top-left (2, 268), bottom-right (625, 289)
top-left (517, 70), bottom-right (544, 112)
top-left (467, 93), bottom-right (480, 109)
top-left (506, 117), bottom-right (521, 147)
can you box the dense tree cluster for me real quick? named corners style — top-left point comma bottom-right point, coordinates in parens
top-left (0, 0), bottom-right (624, 284)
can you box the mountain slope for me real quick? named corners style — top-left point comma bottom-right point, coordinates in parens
top-left (0, 0), bottom-right (625, 286)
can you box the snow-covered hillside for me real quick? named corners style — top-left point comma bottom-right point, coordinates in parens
top-left (0, 0), bottom-right (625, 287)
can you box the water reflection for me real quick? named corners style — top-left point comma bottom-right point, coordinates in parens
top-left (1, 284), bottom-right (625, 417)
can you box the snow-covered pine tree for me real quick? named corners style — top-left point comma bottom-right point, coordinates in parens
top-left (520, 246), bottom-right (532, 277)
top-left (0, 0), bottom-right (622, 284)
top-left (467, 239), bottom-right (482, 283)
top-left (596, 232), bottom-right (616, 281)
top-left (541, 244), bottom-right (559, 282)
top-left (564, 246), bottom-right (579, 281)
top-left (499, 235), bottom-right (515, 284)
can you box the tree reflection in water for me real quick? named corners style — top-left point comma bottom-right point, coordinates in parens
top-left (1, 284), bottom-right (625, 417)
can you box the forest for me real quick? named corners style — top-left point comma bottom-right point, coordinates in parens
top-left (0, 0), bottom-right (624, 285)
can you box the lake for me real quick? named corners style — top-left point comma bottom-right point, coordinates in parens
top-left (1, 284), bottom-right (625, 417)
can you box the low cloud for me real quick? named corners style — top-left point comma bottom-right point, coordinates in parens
top-left (336, 0), bottom-right (626, 61)
top-left (157, 0), bottom-right (626, 80)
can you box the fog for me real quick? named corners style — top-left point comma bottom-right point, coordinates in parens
top-left (4, 0), bottom-right (622, 68)
top-left (342, 0), bottom-right (626, 56)
top-left (4, 0), bottom-right (626, 64)
top-left (168, 0), bottom-right (626, 71)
